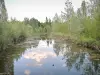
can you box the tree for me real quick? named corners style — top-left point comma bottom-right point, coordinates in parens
top-left (24, 17), bottom-right (29, 25)
top-left (0, 0), bottom-right (8, 21)
top-left (46, 17), bottom-right (48, 24)
top-left (61, 0), bottom-right (74, 21)
top-left (29, 17), bottom-right (41, 28)
top-left (48, 18), bottom-right (51, 26)
top-left (94, 0), bottom-right (100, 39)
top-left (53, 13), bottom-right (60, 23)
top-left (77, 8), bottom-right (82, 18)
top-left (81, 0), bottom-right (87, 17)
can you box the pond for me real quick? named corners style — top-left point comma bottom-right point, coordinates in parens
top-left (0, 38), bottom-right (100, 75)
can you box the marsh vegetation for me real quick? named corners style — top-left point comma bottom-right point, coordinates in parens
top-left (0, 0), bottom-right (100, 74)
top-left (0, 0), bottom-right (100, 50)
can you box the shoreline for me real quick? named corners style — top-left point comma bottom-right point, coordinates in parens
top-left (51, 33), bottom-right (100, 51)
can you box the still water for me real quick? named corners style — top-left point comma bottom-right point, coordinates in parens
top-left (0, 38), bottom-right (100, 75)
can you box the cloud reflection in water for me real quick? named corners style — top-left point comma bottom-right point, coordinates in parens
top-left (23, 40), bottom-right (56, 65)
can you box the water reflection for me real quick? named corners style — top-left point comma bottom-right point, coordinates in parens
top-left (24, 70), bottom-right (31, 75)
top-left (54, 40), bottom-right (100, 75)
top-left (0, 46), bottom-right (26, 75)
top-left (23, 50), bottom-right (56, 62)
top-left (0, 39), bottom-right (100, 75)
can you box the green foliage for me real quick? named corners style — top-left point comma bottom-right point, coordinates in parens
top-left (81, 0), bottom-right (87, 17)
top-left (52, 0), bottom-right (100, 47)
top-left (0, 22), bottom-right (9, 49)
top-left (52, 22), bottom-right (68, 34)
top-left (0, 0), bottom-right (8, 21)
top-left (1, 0), bottom-right (100, 50)
top-left (0, 21), bottom-right (34, 50)
top-left (35, 17), bottom-right (52, 34)
top-left (24, 17), bottom-right (41, 29)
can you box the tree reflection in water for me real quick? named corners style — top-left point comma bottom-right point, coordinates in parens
top-left (53, 40), bottom-right (100, 75)
top-left (0, 39), bottom-right (100, 75)
top-left (0, 39), bottom-right (39, 75)
top-left (0, 47), bottom-right (26, 75)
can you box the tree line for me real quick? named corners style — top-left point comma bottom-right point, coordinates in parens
top-left (0, 0), bottom-right (52, 50)
top-left (52, 0), bottom-right (100, 50)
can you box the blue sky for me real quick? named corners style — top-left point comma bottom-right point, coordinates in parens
top-left (5, 0), bottom-right (86, 22)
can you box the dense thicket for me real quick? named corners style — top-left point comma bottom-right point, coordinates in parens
top-left (52, 0), bottom-right (100, 49)
top-left (0, 0), bottom-right (52, 50)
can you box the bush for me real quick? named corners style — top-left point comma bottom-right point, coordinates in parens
top-left (0, 21), bottom-right (33, 50)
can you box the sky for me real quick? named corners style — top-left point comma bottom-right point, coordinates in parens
top-left (5, 0), bottom-right (85, 22)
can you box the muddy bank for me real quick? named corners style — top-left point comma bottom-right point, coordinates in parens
top-left (77, 42), bottom-right (100, 51)
top-left (52, 34), bottom-right (100, 51)
top-left (52, 34), bottom-right (71, 41)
